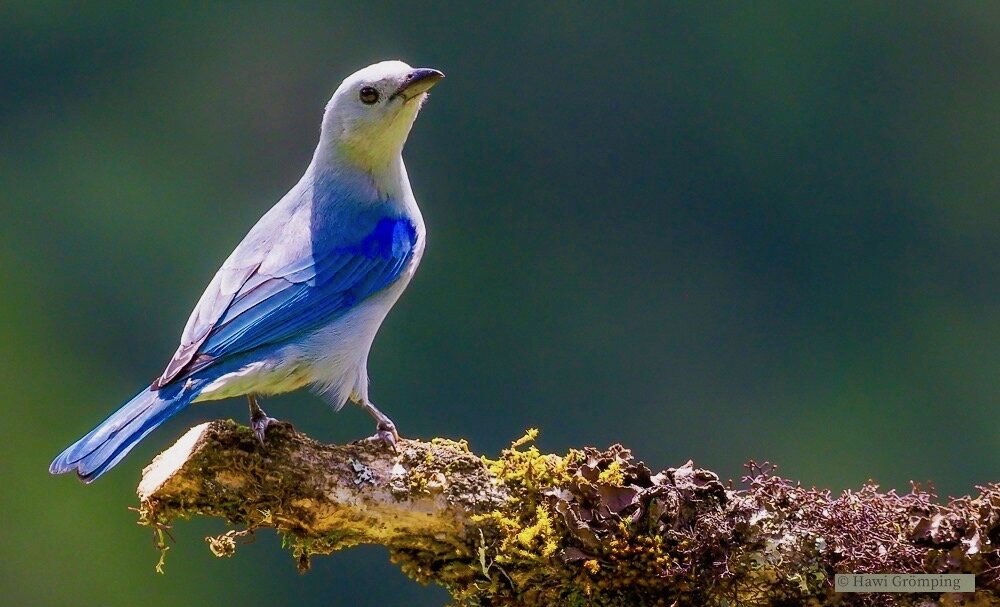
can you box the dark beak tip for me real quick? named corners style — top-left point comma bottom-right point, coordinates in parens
top-left (393, 68), bottom-right (444, 100)
top-left (412, 68), bottom-right (445, 81)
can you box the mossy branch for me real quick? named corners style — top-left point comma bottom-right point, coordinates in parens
top-left (137, 420), bottom-right (1000, 606)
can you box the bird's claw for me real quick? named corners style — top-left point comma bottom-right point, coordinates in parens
top-left (250, 408), bottom-right (277, 446)
top-left (366, 420), bottom-right (400, 450)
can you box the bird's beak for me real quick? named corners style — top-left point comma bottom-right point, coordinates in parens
top-left (390, 68), bottom-right (445, 101)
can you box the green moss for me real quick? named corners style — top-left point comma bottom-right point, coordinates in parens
top-left (135, 496), bottom-right (179, 574)
top-left (282, 529), bottom-right (364, 573)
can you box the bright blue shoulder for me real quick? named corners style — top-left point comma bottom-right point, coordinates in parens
top-left (202, 213), bottom-right (417, 359)
top-left (151, 162), bottom-right (423, 388)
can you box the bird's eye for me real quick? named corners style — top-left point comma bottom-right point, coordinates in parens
top-left (359, 87), bottom-right (380, 105)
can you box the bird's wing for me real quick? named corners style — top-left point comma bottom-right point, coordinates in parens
top-left (153, 215), bottom-right (417, 388)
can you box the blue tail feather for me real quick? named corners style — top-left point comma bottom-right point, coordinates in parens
top-left (49, 384), bottom-right (194, 483)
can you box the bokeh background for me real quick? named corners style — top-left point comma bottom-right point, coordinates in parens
top-left (3, 3), bottom-right (997, 605)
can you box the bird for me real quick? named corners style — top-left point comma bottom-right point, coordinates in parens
top-left (50, 60), bottom-right (444, 483)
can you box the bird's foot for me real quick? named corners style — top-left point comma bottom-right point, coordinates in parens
top-left (247, 394), bottom-right (277, 445)
top-left (359, 399), bottom-right (400, 450)
top-left (366, 419), bottom-right (400, 449)
top-left (251, 411), bottom-right (278, 446)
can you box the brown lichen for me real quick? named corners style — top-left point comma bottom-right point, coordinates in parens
top-left (442, 439), bottom-right (1000, 606)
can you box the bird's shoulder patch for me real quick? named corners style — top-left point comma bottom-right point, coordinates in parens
top-left (345, 216), bottom-right (417, 259)
top-left (152, 215), bottom-right (417, 390)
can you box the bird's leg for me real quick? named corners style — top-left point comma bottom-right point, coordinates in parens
top-left (247, 394), bottom-right (276, 445)
top-left (360, 399), bottom-right (400, 448)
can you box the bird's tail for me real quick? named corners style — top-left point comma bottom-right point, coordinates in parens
top-left (49, 384), bottom-right (193, 483)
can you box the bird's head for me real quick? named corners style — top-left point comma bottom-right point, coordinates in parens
top-left (319, 60), bottom-right (444, 170)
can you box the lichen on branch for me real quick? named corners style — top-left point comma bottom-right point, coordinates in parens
top-left (136, 420), bottom-right (1000, 606)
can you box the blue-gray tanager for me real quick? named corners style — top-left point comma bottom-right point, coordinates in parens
top-left (50, 61), bottom-right (444, 482)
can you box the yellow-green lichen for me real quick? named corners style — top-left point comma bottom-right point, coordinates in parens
top-left (597, 460), bottom-right (625, 486)
top-left (451, 432), bottom-right (705, 606)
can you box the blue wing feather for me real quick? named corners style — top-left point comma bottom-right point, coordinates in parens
top-left (156, 215), bottom-right (417, 386)
top-left (209, 216), bottom-right (416, 356)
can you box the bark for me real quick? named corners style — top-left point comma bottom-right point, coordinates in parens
top-left (136, 420), bottom-right (1000, 606)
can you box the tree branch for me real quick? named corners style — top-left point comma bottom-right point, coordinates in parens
top-left (137, 420), bottom-right (1000, 606)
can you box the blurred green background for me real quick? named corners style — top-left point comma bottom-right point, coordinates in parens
top-left (3, 3), bottom-right (997, 605)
